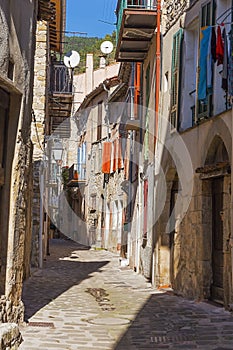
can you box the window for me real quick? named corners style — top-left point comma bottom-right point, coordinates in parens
top-left (77, 142), bottom-right (86, 180)
top-left (97, 101), bottom-right (102, 141)
top-left (170, 29), bottom-right (183, 129)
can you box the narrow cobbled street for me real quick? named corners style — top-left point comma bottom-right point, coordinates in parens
top-left (19, 239), bottom-right (233, 350)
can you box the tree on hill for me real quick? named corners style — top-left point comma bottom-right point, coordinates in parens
top-left (64, 31), bottom-right (116, 74)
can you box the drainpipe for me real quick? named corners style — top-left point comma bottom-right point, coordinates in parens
top-left (229, 1), bottom-right (233, 300)
top-left (152, 0), bottom-right (161, 286)
top-left (230, 112), bottom-right (233, 293)
top-left (103, 81), bottom-right (110, 141)
top-left (155, 0), bottom-right (161, 145)
top-left (39, 162), bottom-right (44, 269)
top-left (128, 63), bottom-right (135, 263)
top-left (101, 81), bottom-right (111, 249)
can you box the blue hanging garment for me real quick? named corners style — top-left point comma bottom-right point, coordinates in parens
top-left (198, 27), bottom-right (212, 101)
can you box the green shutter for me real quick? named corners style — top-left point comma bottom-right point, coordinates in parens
top-left (170, 29), bottom-right (183, 129)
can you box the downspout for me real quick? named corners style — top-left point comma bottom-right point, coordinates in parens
top-left (229, 0), bottom-right (233, 304)
top-left (102, 81), bottom-right (110, 249)
top-left (39, 162), bottom-right (44, 269)
top-left (230, 107), bottom-right (233, 297)
top-left (103, 81), bottom-right (110, 141)
top-left (155, 0), bottom-right (161, 145)
top-left (152, 0), bottom-right (161, 286)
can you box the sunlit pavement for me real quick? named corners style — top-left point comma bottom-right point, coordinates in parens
top-left (19, 239), bottom-right (233, 349)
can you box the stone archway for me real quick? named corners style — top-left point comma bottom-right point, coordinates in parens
top-left (197, 135), bottom-right (231, 305)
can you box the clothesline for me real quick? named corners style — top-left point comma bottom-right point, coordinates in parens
top-left (208, 22), bottom-right (233, 28)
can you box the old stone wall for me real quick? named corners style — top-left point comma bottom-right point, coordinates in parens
top-left (0, 0), bottom-right (37, 324)
top-left (0, 323), bottom-right (22, 350)
top-left (31, 20), bottom-right (48, 267)
top-left (153, 112), bottom-right (232, 308)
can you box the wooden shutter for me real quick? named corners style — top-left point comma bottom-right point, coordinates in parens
top-left (170, 29), bottom-right (183, 129)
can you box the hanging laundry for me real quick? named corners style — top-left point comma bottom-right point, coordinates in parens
top-left (222, 28), bottom-right (228, 91)
top-left (207, 27), bottom-right (215, 90)
top-left (198, 26), bottom-right (212, 101)
top-left (211, 27), bottom-right (216, 62)
top-left (216, 25), bottom-right (224, 65)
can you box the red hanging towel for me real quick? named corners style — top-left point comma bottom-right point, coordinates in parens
top-left (216, 25), bottom-right (224, 65)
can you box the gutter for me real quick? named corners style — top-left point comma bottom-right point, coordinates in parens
top-left (155, 0), bottom-right (161, 147)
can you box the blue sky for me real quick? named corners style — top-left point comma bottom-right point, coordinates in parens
top-left (66, 0), bottom-right (117, 38)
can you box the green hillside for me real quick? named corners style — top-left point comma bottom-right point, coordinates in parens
top-left (64, 31), bottom-right (116, 74)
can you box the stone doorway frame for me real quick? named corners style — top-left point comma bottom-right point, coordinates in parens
top-left (196, 135), bottom-right (231, 306)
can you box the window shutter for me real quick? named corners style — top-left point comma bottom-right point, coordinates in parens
top-left (170, 29), bottom-right (183, 129)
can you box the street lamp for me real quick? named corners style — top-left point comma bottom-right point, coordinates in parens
top-left (52, 140), bottom-right (63, 163)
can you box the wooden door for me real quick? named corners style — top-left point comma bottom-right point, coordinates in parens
top-left (170, 180), bottom-right (178, 286)
top-left (211, 177), bottom-right (224, 303)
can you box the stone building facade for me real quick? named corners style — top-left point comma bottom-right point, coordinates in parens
top-left (114, 0), bottom-right (233, 309)
top-left (68, 61), bottom-right (125, 251)
top-left (31, 0), bottom-right (68, 268)
top-left (152, 0), bottom-right (233, 308)
top-left (0, 0), bottom-right (37, 325)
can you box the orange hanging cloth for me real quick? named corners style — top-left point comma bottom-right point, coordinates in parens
top-left (102, 142), bottom-right (112, 174)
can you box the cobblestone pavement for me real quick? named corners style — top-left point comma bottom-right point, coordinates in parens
top-left (19, 239), bottom-right (233, 350)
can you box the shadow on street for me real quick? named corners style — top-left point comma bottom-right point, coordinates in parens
top-left (114, 291), bottom-right (233, 349)
top-left (22, 239), bottom-right (109, 320)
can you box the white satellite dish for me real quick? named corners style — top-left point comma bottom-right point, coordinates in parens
top-left (100, 41), bottom-right (113, 55)
top-left (64, 50), bottom-right (80, 68)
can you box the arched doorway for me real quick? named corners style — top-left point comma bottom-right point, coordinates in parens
top-left (199, 135), bottom-right (230, 304)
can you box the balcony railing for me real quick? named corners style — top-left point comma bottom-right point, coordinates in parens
top-left (116, 0), bottom-right (156, 41)
top-left (66, 163), bottom-right (86, 187)
top-left (50, 62), bottom-right (73, 94)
